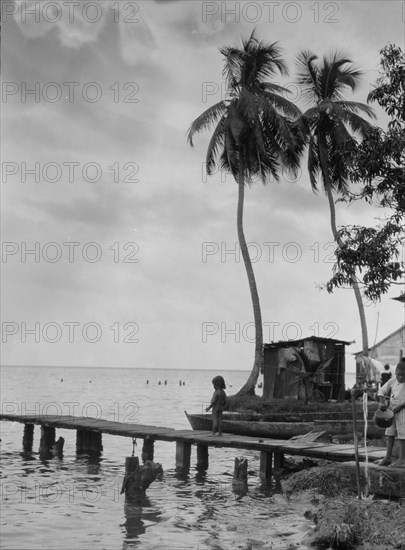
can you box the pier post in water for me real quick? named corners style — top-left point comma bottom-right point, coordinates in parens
top-left (22, 423), bottom-right (34, 452)
top-left (232, 457), bottom-right (248, 494)
top-left (76, 430), bottom-right (103, 453)
top-left (196, 444), bottom-right (209, 470)
top-left (175, 441), bottom-right (191, 472)
top-left (89, 431), bottom-right (103, 452)
top-left (39, 425), bottom-right (56, 458)
top-left (274, 451), bottom-right (285, 469)
top-left (259, 451), bottom-right (273, 483)
top-left (141, 438), bottom-right (154, 463)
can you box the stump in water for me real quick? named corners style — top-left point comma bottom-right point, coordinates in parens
top-left (51, 436), bottom-right (65, 457)
top-left (121, 458), bottom-right (163, 503)
top-left (232, 457), bottom-right (248, 494)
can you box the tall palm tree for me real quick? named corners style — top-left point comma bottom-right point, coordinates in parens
top-left (296, 51), bottom-right (376, 358)
top-left (188, 32), bottom-right (305, 395)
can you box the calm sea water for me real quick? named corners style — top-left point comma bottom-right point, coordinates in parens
top-left (0, 367), bottom-right (314, 550)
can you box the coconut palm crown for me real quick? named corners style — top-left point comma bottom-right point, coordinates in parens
top-left (189, 32), bottom-right (305, 185)
top-left (187, 32), bottom-right (305, 395)
top-left (296, 50), bottom-right (376, 194)
top-left (296, 50), bottom-right (376, 357)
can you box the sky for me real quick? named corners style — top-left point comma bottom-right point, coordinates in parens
top-left (1, 0), bottom-right (404, 376)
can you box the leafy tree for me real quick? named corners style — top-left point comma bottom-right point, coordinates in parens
top-left (188, 32), bottom-right (305, 395)
top-left (326, 44), bottom-right (405, 302)
top-left (296, 51), bottom-right (376, 355)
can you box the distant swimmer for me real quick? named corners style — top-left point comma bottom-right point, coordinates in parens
top-left (164, 380), bottom-right (167, 385)
top-left (158, 381), bottom-right (161, 385)
top-left (146, 380), bottom-right (149, 384)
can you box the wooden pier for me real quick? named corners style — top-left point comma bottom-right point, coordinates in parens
top-left (0, 412), bottom-right (392, 484)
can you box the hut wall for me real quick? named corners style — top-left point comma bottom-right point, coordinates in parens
top-left (263, 338), bottom-right (346, 402)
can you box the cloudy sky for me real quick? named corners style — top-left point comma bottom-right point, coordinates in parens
top-left (2, 0), bottom-right (404, 374)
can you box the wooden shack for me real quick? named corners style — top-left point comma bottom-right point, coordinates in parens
top-left (262, 336), bottom-right (351, 402)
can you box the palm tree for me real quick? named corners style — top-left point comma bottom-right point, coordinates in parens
top-left (296, 51), bottom-right (376, 358)
top-left (188, 32), bottom-right (305, 395)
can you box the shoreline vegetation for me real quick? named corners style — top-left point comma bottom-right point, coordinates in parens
top-left (227, 395), bottom-right (405, 549)
top-left (284, 469), bottom-right (405, 550)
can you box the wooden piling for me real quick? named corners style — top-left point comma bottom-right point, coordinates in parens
top-left (233, 457), bottom-right (248, 482)
top-left (124, 456), bottom-right (140, 477)
top-left (89, 431), bottom-right (103, 452)
top-left (260, 451), bottom-right (273, 483)
top-left (76, 430), bottom-right (103, 453)
top-left (39, 425), bottom-right (55, 458)
top-left (232, 457), bottom-right (248, 494)
top-left (175, 441), bottom-right (191, 471)
top-left (141, 438), bottom-right (154, 463)
top-left (22, 423), bottom-right (34, 452)
top-left (196, 444), bottom-right (209, 470)
top-left (274, 451), bottom-right (285, 469)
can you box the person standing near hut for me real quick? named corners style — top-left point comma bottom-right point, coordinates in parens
top-left (377, 361), bottom-right (405, 467)
top-left (206, 376), bottom-right (227, 437)
top-left (380, 364), bottom-right (392, 386)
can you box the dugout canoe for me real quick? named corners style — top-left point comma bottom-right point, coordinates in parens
top-left (184, 411), bottom-right (385, 440)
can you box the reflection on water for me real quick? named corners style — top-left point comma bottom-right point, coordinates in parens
top-left (122, 496), bottom-right (164, 548)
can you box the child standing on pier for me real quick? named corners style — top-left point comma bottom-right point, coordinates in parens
top-left (377, 361), bottom-right (405, 467)
top-left (206, 376), bottom-right (227, 437)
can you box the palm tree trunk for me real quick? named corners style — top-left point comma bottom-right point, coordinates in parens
top-left (320, 152), bottom-right (369, 357)
top-left (235, 155), bottom-right (263, 396)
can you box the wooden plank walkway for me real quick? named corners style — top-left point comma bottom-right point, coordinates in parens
top-left (3, 413), bottom-right (404, 500)
top-left (0, 412), bottom-right (387, 464)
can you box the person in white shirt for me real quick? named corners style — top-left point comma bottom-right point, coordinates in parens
top-left (377, 361), bottom-right (405, 467)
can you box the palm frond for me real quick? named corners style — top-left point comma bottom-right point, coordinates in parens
top-left (334, 100), bottom-right (376, 119)
top-left (187, 101), bottom-right (227, 146)
top-left (333, 105), bottom-right (375, 139)
top-left (259, 82), bottom-right (292, 95)
top-left (220, 46), bottom-right (246, 88)
top-left (261, 90), bottom-right (303, 119)
top-left (206, 116), bottom-right (226, 174)
top-left (329, 118), bottom-right (353, 145)
top-left (323, 56), bottom-right (358, 98)
top-left (296, 50), bottom-right (320, 103)
top-left (307, 134), bottom-right (320, 192)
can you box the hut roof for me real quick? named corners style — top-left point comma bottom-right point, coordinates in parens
top-left (264, 336), bottom-right (352, 349)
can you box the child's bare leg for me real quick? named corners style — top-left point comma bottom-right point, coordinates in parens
top-left (210, 413), bottom-right (218, 436)
top-left (379, 435), bottom-right (395, 465)
top-left (391, 440), bottom-right (405, 467)
top-left (217, 413), bottom-right (223, 436)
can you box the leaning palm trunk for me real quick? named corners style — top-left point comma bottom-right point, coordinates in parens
top-left (235, 156), bottom-right (263, 396)
top-left (320, 151), bottom-right (369, 357)
top-left (188, 33), bottom-right (305, 396)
